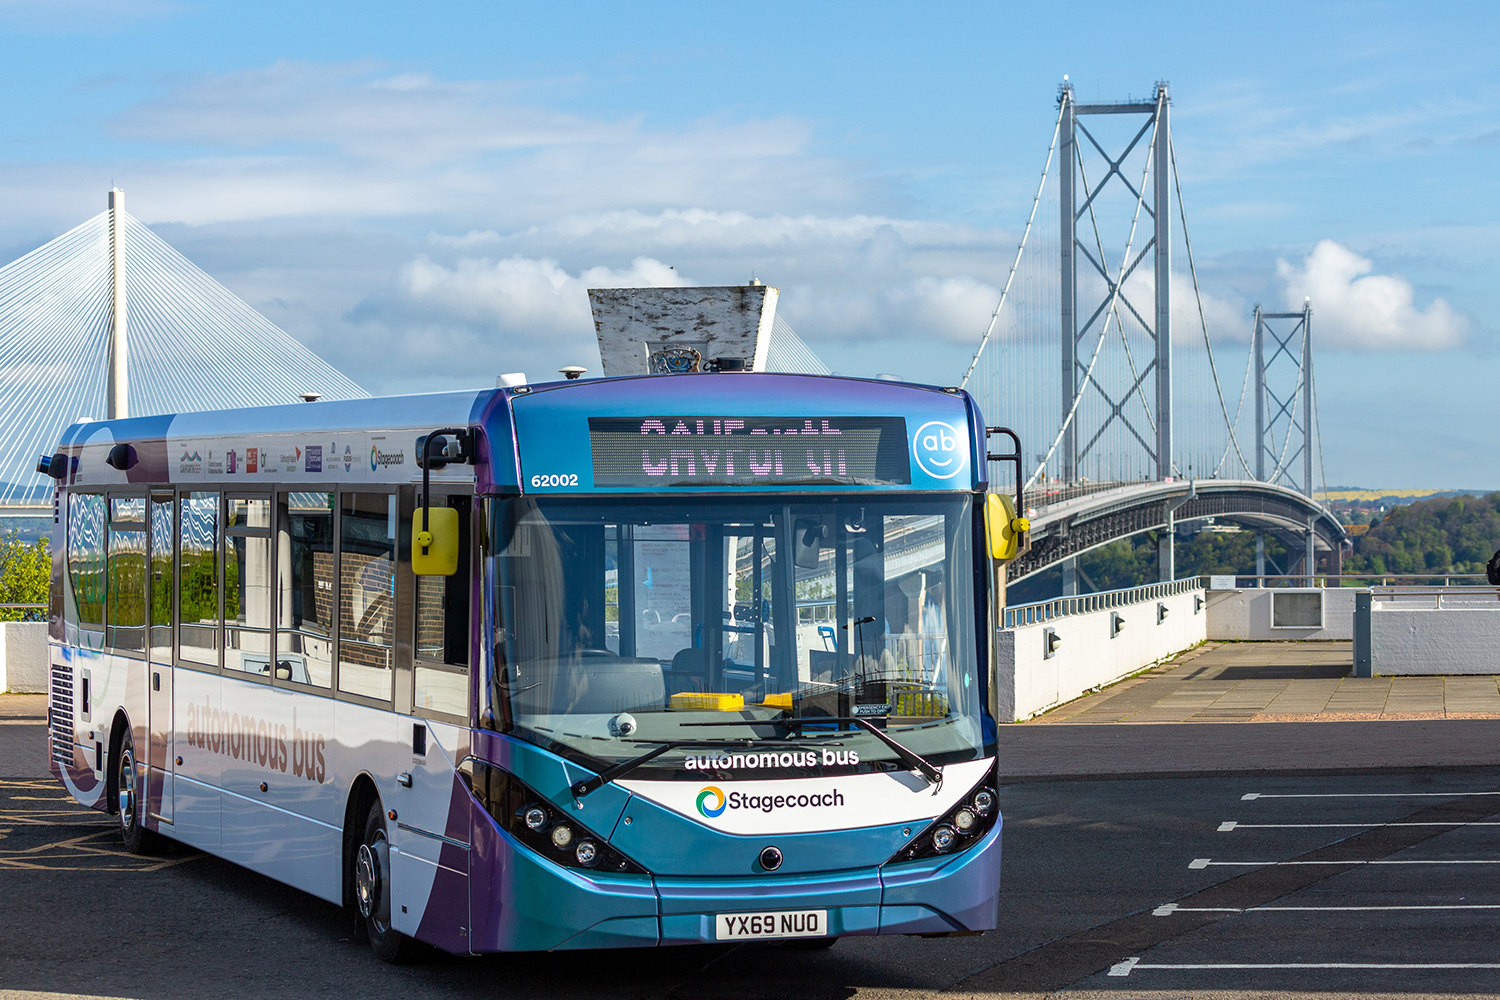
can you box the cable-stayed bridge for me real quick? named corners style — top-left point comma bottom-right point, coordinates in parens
top-left (960, 81), bottom-right (1342, 588)
top-left (0, 189), bottom-right (366, 510)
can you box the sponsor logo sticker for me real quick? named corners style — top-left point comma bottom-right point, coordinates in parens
top-left (246, 448), bottom-right (258, 474)
top-left (305, 445), bottom-right (322, 473)
top-left (370, 445), bottom-right (405, 472)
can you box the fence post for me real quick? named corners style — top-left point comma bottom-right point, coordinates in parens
top-left (1353, 590), bottom-right (1372, 678)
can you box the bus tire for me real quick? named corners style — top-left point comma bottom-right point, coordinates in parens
top-left (355, 800), bottom-right (418, 964)
top-left (114, 729), bottom-right (158, 855)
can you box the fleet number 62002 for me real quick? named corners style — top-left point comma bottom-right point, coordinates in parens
top-left (530, 473), bottom-right (579, 488)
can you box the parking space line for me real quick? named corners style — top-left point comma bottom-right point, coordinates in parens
top-left (1220, 820), bottom-right (1500, 831)
top-left (1153, 902), bottom-right (1500, 916)
top-left (1190, 857), bottom-right (1500, 869)
top-left (1110, 958), bottom-right (1500, 977)
top-left (1243, 791), bottom-right (1500, 800)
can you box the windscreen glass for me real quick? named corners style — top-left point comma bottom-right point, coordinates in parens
top-left (483, 494), bottom-right (983, 779)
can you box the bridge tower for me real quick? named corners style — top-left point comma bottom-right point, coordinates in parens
top-left (1252, 301), bottom-right (1317, 579)
top-left (107, 188), bottom-right (128, 420)
top-left (1058, 80), bottom-right (1173, 591)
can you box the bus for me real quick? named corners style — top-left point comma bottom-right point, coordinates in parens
top-left (42, 371), bottom-right (1020, 960)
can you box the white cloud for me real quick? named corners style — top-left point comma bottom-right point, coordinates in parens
top-left (1276, 240), bottom-right (1467, 350)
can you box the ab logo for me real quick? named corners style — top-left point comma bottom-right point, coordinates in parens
top-left (696, 786), bottom-right (727, 818)
top-left (912, 420), bottom-right (966, 480)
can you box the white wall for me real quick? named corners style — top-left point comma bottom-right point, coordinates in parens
top-left (0, 622), bottom-right (47, 693)
top-left (1371, 606), bottom-right (1500, 675)
top-left (1205, 587), bottom-right (1356, 641)
top-left (992, 588), bottom-right (1207, 722)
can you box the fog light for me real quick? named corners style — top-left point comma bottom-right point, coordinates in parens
top-left (574, 841), bottom-right (598, 866)
top-left (972, 789), bottom-right (995, 816)
top-left (524, 806), bottom-right (547, 831)
top-left (930, 824), bottom-right (957, 853)
top-left (953, 807), bottom-right (977, 834)
top-left (551, 824), bottom-right (574, 849)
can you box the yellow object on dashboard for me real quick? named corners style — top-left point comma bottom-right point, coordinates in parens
top-left (761, 692), bottom-right (794, 710)
top-left (669, 692), bottom-right (745, 711)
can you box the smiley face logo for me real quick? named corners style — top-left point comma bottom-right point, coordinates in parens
top-left (912, 420), bottom-right (967, 480)
top-left (696, 786), bottom-right (727, 818)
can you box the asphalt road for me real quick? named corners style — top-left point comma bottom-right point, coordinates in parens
top-left (5, 713), bottom-right (1500, 998)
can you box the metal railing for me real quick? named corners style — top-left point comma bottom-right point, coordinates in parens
top-left (1214, 574), bottom-right (1489, 589)
top-left (1003, 577), bottom-right (1201, 628)
top-left (1369, 586), bottom-right (1500, 609)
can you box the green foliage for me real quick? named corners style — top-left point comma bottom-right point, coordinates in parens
top-left (1345, 492), bottom-right (1500, 577)
top-left (0, 531), bottom-right (50, 621)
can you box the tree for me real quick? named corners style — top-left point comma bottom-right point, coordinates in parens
top-left (0, 531), bottom-right (49, 621)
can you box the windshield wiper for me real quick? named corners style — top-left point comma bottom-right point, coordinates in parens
top-left (686, 717), bottom-right (944, 788)
top-left (570, 737), bottom-right (802, 798)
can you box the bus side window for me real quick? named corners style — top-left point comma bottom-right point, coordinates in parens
top-left (149, 493), bottom-right (174, 661)
top-left (106, 496), bottom-right (146, 654)
top-left (224, 497), bottom-right (272, 678)
top-left (178, 491), bottom-right (221, 669)
top-left (276, 492), bottom-right (334, 688)
top-left (66, 492), bottom-right (105, 649)
top-left (414, 495), bottom-right (470, 718)
top-left (339, 492), bottom-right (396, 702)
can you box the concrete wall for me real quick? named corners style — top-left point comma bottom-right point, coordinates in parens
top-left (992, 587), bottom-right (1207, 722)
top-left (1205, 587), bottom-right (1356, 641)
top-left (1370, 605), bottom-right (1500, 675)
top-left (0, 622), bottom-right (47, 693)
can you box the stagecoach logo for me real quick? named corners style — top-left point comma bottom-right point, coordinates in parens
top-left (695, 784), bottom-right (846, 820)
top-left (370, 445), bottom-right (405, 471)
top-left (912, 420), bottom-right (966, 480)
top-left (305, 445), bottom-right (322, 473)
top-left (178, 450), bottom-right (202, 474)
top-left (696, 786), bottom-right (727, 818)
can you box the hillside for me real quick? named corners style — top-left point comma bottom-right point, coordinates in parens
top-left (1344, 492), bottom-right (1500, 576)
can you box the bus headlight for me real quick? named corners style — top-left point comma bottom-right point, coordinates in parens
top-left (459, 757), bottom-right (647, 876)
top-left (886, 770), bottom-right (1000, 865)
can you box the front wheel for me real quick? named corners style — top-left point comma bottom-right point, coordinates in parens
top-left (354, 801), bottom-right (419, 963)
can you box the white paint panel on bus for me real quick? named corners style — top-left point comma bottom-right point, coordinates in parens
top-left (171, 774), bottom-right (221, 852)
top-left (220, 788), bottom-right (342, 903)
top-left (389, 720), bottom-right (467, 866)
top-left (391, 847), bottom-right (442, 938)
top-left (617, 757), bottom-right (993, 836)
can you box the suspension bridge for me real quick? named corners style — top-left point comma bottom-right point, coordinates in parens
top-left (0, 80), bottom-right (1342, 593)
top-left (959, 81), bottom-right (1342, 589)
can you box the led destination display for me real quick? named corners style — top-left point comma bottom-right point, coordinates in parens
top-left (588, 415), bottom-right (910, 487)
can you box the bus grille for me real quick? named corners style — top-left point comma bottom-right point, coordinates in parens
top-left (49, 662), bottom-right (74, 765)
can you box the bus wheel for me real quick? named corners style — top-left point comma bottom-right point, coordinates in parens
top-left (115, 730), bottom-right (153, 854)
top-left (355, 801), bottom-right (418, 963)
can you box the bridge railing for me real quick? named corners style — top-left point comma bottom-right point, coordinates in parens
top-left (1220, 574), bottom-right (1489, 589)
top-left (1003, 577), bottom-right (1203, 629)
top-left (1022, 479), bottom-right (1138, 512)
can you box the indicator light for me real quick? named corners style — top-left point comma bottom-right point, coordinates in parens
top-left (953, 807), bottom-right (977, 833)
top-left (551, 824), bottom-right (574, 850)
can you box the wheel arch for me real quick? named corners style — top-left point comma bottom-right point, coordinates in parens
top-left (105, 709), bottom-right (131, 816)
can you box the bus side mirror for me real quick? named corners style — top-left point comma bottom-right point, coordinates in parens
top-left (985, 493), bottom-right (1028, 562)
top-left (412, 507), bottom-right (460, 576)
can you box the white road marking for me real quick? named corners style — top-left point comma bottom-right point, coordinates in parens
top-left (1191, 858), bottom-right (1500, 868)
top-left (1112, 961), bottom-right (1500, 977)
top-left (1154, 903), bottom-right (1500, 916)
top-left (1242, 791), bottom-right (1500, 800)
top-left (1221, 821), bottom-right (1500, 830)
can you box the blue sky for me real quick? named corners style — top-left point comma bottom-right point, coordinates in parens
top-left (1, 0), bottom-right (1496, 487)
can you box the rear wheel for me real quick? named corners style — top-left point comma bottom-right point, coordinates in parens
top-left (355, 801), bottom-right (418, 963)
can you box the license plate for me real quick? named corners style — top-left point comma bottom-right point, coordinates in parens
top-left (715, 909), bottom-right (828, 940)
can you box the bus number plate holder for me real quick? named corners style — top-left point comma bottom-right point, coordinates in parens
top-left (715, 909), bottom-right (827, 940)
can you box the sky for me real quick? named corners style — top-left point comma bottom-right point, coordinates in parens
top-left (0, 0), bottom-right (1496, 488)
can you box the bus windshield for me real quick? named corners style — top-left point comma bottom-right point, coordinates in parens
top-left (483, 494), bottom-right (984, 778)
